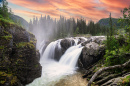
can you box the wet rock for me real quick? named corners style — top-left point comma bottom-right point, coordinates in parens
top-left (91, 36), bottom-right (106, 44)
top-left (79, 42), bottom-right (105, 69)
top-left (36, 50), bottom-right (40, 61)
top-left (81, 38), bottom-right (92, 46)
top-left (78, 37), bottom-right (87, 44)
top-left (60, 38), bottom-right (75, 53)
top-left (54, 43), bottom-right (63, 61)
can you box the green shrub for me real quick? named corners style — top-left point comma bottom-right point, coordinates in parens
top-left (106, 36), bottom-right (119, 51)
top-left (104, 48), bottom-right (126, 66)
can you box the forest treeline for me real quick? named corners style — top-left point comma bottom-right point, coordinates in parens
top-left (28, 15), bottom-right (109, 41)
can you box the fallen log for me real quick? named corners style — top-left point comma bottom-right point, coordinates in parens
top-left (95, 73), bottom-right (122, 85)
top-left (87, 59), bottom-right (130, 86)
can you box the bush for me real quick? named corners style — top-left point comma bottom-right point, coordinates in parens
top-left (104, 48), bottom-right (126, 66)
top-left (106, 36), bottom-right (119, 51)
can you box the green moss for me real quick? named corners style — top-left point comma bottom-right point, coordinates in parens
top-left (0, 30), bottom-right (12, 41)
top-left (3, 30), bottom-right (9, 35)
top-left (35, 64), bottom-right (38, 68)
top-left (0, 71), bottom-right (18, 85)
top-left (11, 76), bottom-right (17, 85)
top-left (0, 46), bottom-right (4, 49)
top-left (16, 42), bottom-right (35, 49)
top-left (0, 35), bottom-right (12, 40)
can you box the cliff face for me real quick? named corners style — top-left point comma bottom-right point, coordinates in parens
top-left (0, 22), bottom-right (42, 86)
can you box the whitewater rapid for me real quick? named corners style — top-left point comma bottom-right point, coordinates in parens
top-left (27, 38), bottom-right (84, 86)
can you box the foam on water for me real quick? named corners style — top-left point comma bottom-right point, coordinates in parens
top-left (27, 38), bottom-right (83, 86)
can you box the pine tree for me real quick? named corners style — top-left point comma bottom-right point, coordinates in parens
top-left (0, 0), bottom-right (10, 19)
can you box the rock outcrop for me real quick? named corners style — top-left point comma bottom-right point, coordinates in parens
top-left (78, 36), bottom-right (106, 69)
top-left (60, 38), bottom-right (75, 52)
top-left (0, 22), bottom-right (41, 86)
top-left (53, 36), bottom-right (106, 67)
top-left (54, 38), bottom-right (75, 61)
top-left (79, 42), bottom-right (105, 69)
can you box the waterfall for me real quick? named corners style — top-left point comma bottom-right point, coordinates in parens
top-left (59, 44), bottom-right (83, 68)
top-left (27, 38), bottom-right (83, 86)
top-left (39, 40), bottom-right (45, 56)
top-left (40, 40), bottom-right (61, 63)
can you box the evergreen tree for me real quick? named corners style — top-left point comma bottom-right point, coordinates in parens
top-left (119, 6), bottom-right (130, 51)
top-left (0, 0), bottom-right (10, 19)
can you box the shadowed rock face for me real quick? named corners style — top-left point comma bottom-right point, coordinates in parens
top-left (0, 24), bottom-right (41, 86)
top-left (8, 26), bottom-right (30, 43)
top-left (79, 42), bottom-right (105, 69)
top-left (54, 38), bottom-right (75, 61)
top-left (60, 38), bottom-right (75, 52)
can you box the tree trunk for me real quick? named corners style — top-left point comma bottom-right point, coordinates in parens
top-left (87, 59), bottom-right (130, 86)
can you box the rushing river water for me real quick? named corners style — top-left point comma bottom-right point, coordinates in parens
top-left (27, 39), bottom-right (84, 86)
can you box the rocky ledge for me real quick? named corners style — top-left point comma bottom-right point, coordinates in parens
top-left (0, 23), bottom-right (41, 86)
top-left (53, 36), bottom-right (106, 69)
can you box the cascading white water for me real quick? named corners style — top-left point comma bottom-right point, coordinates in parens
top-left (40, 40), bottom-right (61, 62)
top-left (27, 38), bottom-right (83, 86)
top-left (73, 38), bottom-right (79, 45)
top-left (59, 44), bottom-right (83, 68)
top-left (39, 40), bottom-right (45, 55)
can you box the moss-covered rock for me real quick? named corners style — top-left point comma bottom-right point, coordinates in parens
top-left (29, 32), bottom-right (37, 46)
top-left (0, 20), bottom-right (41, 86)
top-left (10, 42), bottom-right (41, 85)
top-left (0, 71), bottom-right (21, 86)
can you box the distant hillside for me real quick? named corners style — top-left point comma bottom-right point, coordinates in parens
top-left (10, 14), bottom-right (29, 30)
top-left (97, 18), bottom-right (123, 28)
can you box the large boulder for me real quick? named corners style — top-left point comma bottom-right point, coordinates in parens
top-left (53, 38), bottom-right (75, 61)
top-left (60, 38), bottom-right (75, 52)
top-left (79, 42), bottom-right (105, 69)
top-left (54, 41), bottom-right (63, 61)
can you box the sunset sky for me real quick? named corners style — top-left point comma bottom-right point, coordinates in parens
top-left (7, 0), bottom-right (130, 22)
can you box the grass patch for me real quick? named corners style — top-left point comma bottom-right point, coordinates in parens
top-left (0, 18), bottom-right (25, 29)
top-left (0, 18), bottom-right (15, 27)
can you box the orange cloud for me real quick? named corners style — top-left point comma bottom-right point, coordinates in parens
top-left (100, 0), bottom-right (130, 17)
top-left (7, 0), bottom-right (130, 22)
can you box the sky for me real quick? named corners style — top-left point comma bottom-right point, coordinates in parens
top-left (7, 0), bottom-right (130, 22)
